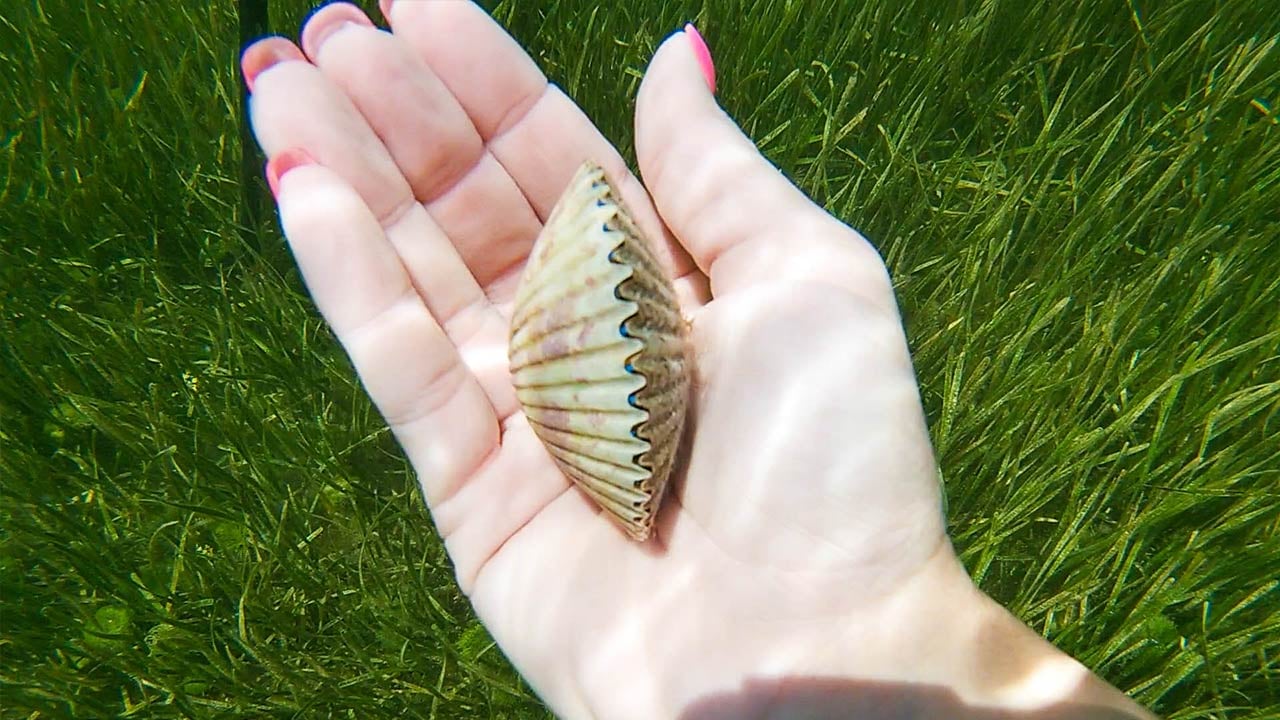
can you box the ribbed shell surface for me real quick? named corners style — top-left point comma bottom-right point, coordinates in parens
top-left (509, 162), bottom-right (690, 541)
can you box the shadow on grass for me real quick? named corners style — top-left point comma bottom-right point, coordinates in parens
top-left (680, 676), bottom-right (1147, 720)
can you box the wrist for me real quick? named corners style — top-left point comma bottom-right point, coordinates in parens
top-left (957, 595), bottom-right (1157, 718)
top-left (664, 542), bottom-right (1157, 719)
top-left (819, 542), bottom-right (1158, 718)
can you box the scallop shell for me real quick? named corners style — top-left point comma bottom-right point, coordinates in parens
top-left (508, 161), bottom-right (690, 542)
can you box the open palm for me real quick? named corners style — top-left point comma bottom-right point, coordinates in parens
top-left (245, 3), bottom-right (957, 717)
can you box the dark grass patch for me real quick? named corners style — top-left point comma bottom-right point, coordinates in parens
top-left (2, 0), bottom-right (1276, 717)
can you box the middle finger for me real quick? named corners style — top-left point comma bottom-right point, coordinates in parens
top-left (382, 0), bottom-right (710, 308)
top-left (300, 4), bottom-right (542, 301)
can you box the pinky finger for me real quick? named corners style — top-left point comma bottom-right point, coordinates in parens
top-left (272, 153), bottom-right (499, 506)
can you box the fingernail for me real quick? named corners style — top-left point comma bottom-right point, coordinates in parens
top-left (379, 0), bottom-right (394, 21)
top-left (240, 49), bottom-right (273, 94)
top-left (265, 148), bottom-right (316, 199)
top-left (241, 40), bottom-right (302, 93)
top-left (301, 4), bottom-right (374, 60)
top-left (684, 23), bottom-right (716, 94)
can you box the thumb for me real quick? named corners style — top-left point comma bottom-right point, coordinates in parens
top-left (636, 25), bottom-right (864, 297)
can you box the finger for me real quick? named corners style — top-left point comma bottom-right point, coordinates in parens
top-left (381, 201), bottom-right (518, 421)
top-left (381, 0), bottom-right (704, 289)
top-left (636, 29), bottom-right (896, 308)
top-left (245, 40), bottom-right (517, 412)
top-left (272, 157), bottom-right (498, 506)
top-left (299, 3), bottom-right (476, 202)
top-left (246, 42), bottom-right (412, 223)
top-left (299, 4), bottom-right (541, 297)
top-left (430, 417), bottom-right (599, 596)
top-left (240, 36), bottom-right (306, 93)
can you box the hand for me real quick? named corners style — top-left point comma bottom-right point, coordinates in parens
top-left (242, 3), bottom-right (1154, 718)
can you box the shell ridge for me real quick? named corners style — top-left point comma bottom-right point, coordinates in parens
top-left (517, 218), bottom-right (615, 291)
top-left (514, 172), bottom-right (621, 307)
top-left (542, 439), bottom-right (652, 486)
top-left (632, 386), bottom-right (684, 435)
top-left (519, 386), bottom-right (647, 409)
top-left (615, 264), bottom-right (680, 308)
top-left (634, 418), bottom-right (677, 447)
top-left (509, 366), bottom-right (640, 389)
top-left (522, 404), bottom-right (649, 442)
top-left (620, 295), bottom-right (684, 328)
top-left (532, 422), bottom-right (650, 461)
top-left (512, 240), bottom-right (626, 327)
top-left (511, 270), bottom-right (632, 349)
top-left (554, 455), bottom-right (650, 501)
top-left (606, 195), bottom-right (679, 298)
top-left (512, 339), bottom-right (642, 380)
top-left (528, 419), bottom-right (649, 456)
top-left (517, 399), bottom-right (648, 416)
top-left (557, 463), bottom-right (651, 508)
top-left (509, 301), bottom-right (640, 361)
top-left (570, 476), bottom-right (649, 532)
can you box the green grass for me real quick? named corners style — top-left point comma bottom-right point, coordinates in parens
top-left (1, 0), bottom-right (1276, 717)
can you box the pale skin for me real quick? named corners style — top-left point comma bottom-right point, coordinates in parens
top-left (241, 2), bottom-right (1158, 718)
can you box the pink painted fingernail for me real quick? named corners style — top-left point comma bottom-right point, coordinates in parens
top-left (684, 23), bottom-right (716, 94)
top-left (241, 39), bottom-right (305, 93)
top-left (240, 47), bottom-right (269, 93)
top-left (265, 147), bottom-right (316, 199)
top-left (301, 3), bottom-right (374, 60)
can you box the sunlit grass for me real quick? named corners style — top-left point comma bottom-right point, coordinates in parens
top-left (2, 0), bottom-right (1276, 717)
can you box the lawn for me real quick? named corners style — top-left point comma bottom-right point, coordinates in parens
top-left (1, 0), bottom-right (1276, 717)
